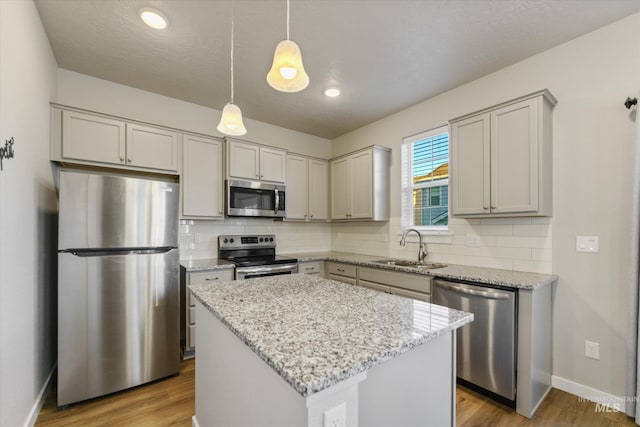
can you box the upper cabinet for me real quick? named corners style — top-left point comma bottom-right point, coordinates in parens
top-left (330, 145), bottom-right (390, 221)
top-left (449, 90), bottom-right (556, 217)
top-left (182, 135), bottom-right (224, 219)
top-left (286, 154), bottom-right (329, 221)
top-left (226, 139), bottom-right (286, 183)
top-left (52, 107), bottom-right (179, 173)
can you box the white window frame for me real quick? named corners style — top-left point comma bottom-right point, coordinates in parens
top-left (401, 125), bottom-right (449, 234)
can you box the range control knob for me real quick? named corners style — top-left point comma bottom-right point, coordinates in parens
top-left (230, 238), bottom-right (235, 243)
top-left (269, 237), bottom-right (274, 242)
top-left (223, 238), bottom-right (228, 243)
top-left (259, 237), bottom-right (264, 242)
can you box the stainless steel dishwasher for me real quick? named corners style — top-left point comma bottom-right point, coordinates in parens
top-left (433, 278), bottom-right (517, 407)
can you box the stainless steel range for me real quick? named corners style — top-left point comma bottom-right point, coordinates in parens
top-left (218, 235), bottom-right (298, 279)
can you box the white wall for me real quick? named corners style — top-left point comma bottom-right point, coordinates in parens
top-left (0, 1), bottom-right (58, 426)
top-left (332, 12), bottom-right (640, 402)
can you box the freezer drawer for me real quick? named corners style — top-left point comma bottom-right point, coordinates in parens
top-left (58, 170), bottom-right (179, 249)
top-left (433, 279), bottom-right (516, 402)
top-left (58, 248), bottom-right (180, 406)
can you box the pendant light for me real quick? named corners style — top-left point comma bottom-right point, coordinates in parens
top-left (217, 3), bottom-right (247, 136)
top-left (266, 0), bottom-right (309, 93)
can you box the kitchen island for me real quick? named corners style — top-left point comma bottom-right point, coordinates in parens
top-left (189, 274), bottom-right (473, 427)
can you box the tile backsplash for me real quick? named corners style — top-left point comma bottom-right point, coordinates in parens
top-left (180, 216), bottom-right (551, 274)
top-left (179, 218), bottom-right (332, 260)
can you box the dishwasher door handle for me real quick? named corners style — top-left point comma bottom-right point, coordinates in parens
top-left (435, 281), bottom-right (511, 300)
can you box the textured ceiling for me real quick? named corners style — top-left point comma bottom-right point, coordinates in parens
top-left (34, 0), bottom-right (640, 139)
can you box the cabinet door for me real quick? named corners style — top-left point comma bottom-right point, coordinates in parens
top-left (350, 150), bottom-right (373, 219)
top-left (490, 98), bottom-right (539, 214)
top-left (182, 136), bottom-right (223, 218)
top-left (259, 147), bottom-right (287, 182)
top-left (450, 113), bottom-right (491, 215)
top-left (286, 155), bottom-right (308, 220)
top-left (228, 140), bottom-right (260, 180)
top-left (330, 157), bottom-right (351, 219)
top-left (61, 110), bottom-right (126, 166)
top-left (126, 123), bottom-right (179, 172)
top-left (308, 159), bottom-right (329, 220)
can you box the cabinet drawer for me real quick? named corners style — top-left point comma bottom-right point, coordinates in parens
top-left (327, 262), bottom-right (356, 278)
top-left (358, 267), bottom-right (431, 294)
top-left (187, 325), bottom-right (196, 348)
top-left (189, 269), bottom-right (234, 285)
top-left (328, 273), bottom-right (357, 286)
top-left (299, 261), bottom-right (321, 275)
top-left (359, 279), bottom-right (390, 294)
top-left (389, 286), bottom-right (431, 303)
top-left (188, 306), bottom-right (196, 325)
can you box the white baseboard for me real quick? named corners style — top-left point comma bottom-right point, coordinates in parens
top-left (23, 364), bottom-right (56, 427)
top-left (552, 375), bottom-right (626, 413)
top-left (192, 415), bottom-right (201, 427)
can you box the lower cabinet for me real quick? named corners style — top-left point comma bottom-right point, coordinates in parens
top-left (358, 266), bottom-right (432, 302)
top-left (298, 260), bottom-right (324, 276)
top-left (180, 267), bottom-right (234, 358)
top-left (326, 262), bottom-right (357, 285)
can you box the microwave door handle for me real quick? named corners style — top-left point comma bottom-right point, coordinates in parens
top-left (274, 189), bottom-right (279, 215)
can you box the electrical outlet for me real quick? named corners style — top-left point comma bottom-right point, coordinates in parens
top-left (323, 402), bottom-right (346, 427)
top-left (576, 236), bottom-right (599, 253)
top-left (585, 340), bottom-right (600, 360)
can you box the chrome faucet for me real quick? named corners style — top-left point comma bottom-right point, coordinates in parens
top-left (400, 228), bottom-right (428, 263)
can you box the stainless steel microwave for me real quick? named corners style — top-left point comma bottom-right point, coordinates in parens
top-left (226, 179), bottom-right (286, 218)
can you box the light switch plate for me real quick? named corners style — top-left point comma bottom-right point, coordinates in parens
top-left (576, 236), bottom-right (599, 253)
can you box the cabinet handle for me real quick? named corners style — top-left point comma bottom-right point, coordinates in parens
top-left (127, 157), bottom-right (132, 163)
top-left (218, 210), bottom-right (223, 214)
top-left (205, 277), bottom-right (219, 281)
top-left (305, 267), bottom-right (314, 271)
top-left (337, 268), bottom-right (345, 272)
top-left (491, 205), bottom-right (496, 209)
top-left (120, 156), bottom-right (125, 162)
top-left (310, 214), bottom-right (313, 219)
top-left (304, 214), bottom-right (307, 218)
top-left (483, 206), bottom-right (489, 210)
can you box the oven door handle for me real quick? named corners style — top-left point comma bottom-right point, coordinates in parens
top-left (274, 189), bottom-right (280, 215)
top-left (236, 263), bottom-right (298, 275)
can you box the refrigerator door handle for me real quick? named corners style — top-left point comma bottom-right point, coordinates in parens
top-left (62, 247), bottom-right (176, 257)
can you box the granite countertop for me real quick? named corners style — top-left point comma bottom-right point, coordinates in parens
top-left (180, 258), bottom-right (235, 271)
top-left (290, 251), bottom-right (557, 290)
top-left (189, 274), bottom-right (473, 397)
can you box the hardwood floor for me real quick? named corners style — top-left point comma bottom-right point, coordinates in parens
top-left (36, 358), bottom-right (637, 426)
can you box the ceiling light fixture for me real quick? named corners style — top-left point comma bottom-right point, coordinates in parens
top-left (266, 0), bottom-right (309, 93)
top-left (324, 88), bottom-right (340, 98)
top-left (139, 8), bottom-right (168, 30)
top-left (217, 3), bottom-right (247, 136)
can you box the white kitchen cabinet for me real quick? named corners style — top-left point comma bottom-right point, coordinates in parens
top-left (227, 139), bottom-right (286, 183)
top-left (125, 123), bottom-right (179, 172)
top-left (52, 107), bottom-right (180, 174)
top-left (182, 135), bottom-right (224, 219)
top-left (330, 145), bottom-right (390, 221)
top-left (298, 260), bottom-right (324, 276)
top-left (450, 90), bottom-right (556, 217)
top-left (326, 262), bottom-right (357, 285)
top-left (286, 154), bottom-right (328, 221)
top-left (358, 266), bottom-right (432, 302)
top-left (180, 267), bottom-right (234, 358)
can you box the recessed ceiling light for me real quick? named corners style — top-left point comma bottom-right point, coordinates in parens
top-left (325, 88), bottom-right (341, 98)
top-left (140, 8), bottom-right (168, 30)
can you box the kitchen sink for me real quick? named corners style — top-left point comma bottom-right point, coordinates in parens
top-left (370, 259), bottom-right (447, 269)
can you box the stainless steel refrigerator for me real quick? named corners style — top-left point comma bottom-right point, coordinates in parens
top-left (57, 169), bottom-right (180, 406)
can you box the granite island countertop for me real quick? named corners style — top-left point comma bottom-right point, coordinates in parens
top-left (189, 273), bottom-right (473, 397)
top-left (180, 258), bottom-right (235, 272)
top-left (289, 251), bottom-right (557, 290)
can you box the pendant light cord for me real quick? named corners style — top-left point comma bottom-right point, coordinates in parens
top-left (230, 2), bottom-right (235, 103)
top-left (286, 0), bottom-right (290, 40)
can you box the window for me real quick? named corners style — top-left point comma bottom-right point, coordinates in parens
top-left (401, 126), bottom-right (449, 230)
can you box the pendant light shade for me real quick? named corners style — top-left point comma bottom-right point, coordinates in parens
top-left (267, 39), bottom-right (309, 92)
top-left (217, 2), bottom-right (247, 136)
top-left (267, 0), bottom-right (309, 93)
top-left (217, 102), bottom-right (247, 136)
